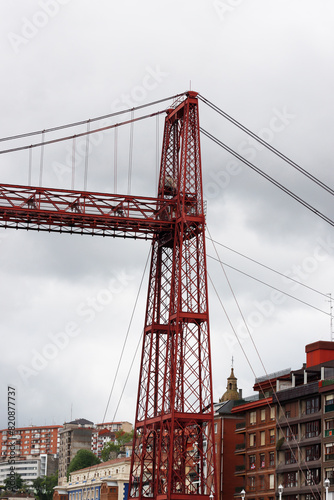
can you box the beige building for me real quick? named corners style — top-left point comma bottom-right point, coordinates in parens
top-left (54, 457), bottom-right (131, 500)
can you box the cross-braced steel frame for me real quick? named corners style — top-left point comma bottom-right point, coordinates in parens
top-left (129, 92), bottom-right (216, 500)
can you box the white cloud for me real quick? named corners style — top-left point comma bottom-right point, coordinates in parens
top-left (1, 0), bottom-right (334, 429)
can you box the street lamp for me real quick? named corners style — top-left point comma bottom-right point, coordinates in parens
top-left (240, 489), bottom-right (246, 499)
top-left (209, 493), bottom-right (214, 500)
top-left (325, 478), bottom-right (330, 500)
top-left (278, 484), bottom-right (283, 500)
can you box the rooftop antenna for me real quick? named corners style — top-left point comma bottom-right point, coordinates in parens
top-left (328, 293), bottom-right (334, 341)
top-left (231, 356), bottom-right (234, 369)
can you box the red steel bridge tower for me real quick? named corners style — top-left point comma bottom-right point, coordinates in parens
top-left (0, 92), bottom-right (216, 500)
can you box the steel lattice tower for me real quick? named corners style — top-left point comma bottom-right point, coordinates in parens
top-left (129, 92), bottom-right (216, 500)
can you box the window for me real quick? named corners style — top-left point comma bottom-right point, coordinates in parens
top-left (305, 445), bottom-right (320, 462)
top-left (306, 468), bottom-right (320, 485)
top-left (269, 452), bottom-right (275, 467)
top-left (305, 420), bottom-right (320, 438)
top-left (285, 450), bottom-right (297, 464)
top-left (326, 394), bottom-right (334, 405)
top-left (261, 409), bottom-right (266, 421)
top-left (249, 433), bottom-right (256, 447)
top-left (260, 431), bottom-right (265, 446)
top-left (249, 455), bottom-right (256, 470)
top-left (306, 397), bottom-right (320, 414)
top-left (326, 419), bottom-right (334, 430)
top-left (260, 453), bottom-right (265, 468)
top-left (249, 476), bottom-right (255, 490)
top-left (325, 467), bottom-right (334, 484)
top-left (286, 425), bottom-right (298, 441)
top-left (270, 407), bottom-right (275, 420)
top-left (214, 423), bottom-right (217, 434)
top-left (269, 474), bottom-right (274, 489)
top-left (250, 411), bottom-right (256, 425)
top-left (284, 471), bottom-right (298, 488)
top-left (269, 429), bottom-right (275, 443)
top-left (326, 443), bottom-right (334, 455)
top-left (259, 475), bottom-right (265, 490)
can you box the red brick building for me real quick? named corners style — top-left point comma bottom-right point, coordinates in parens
top-left (232, 396), bottom-right (277, 499)
top-left (213, 367), bottom-right (245, 499)
top-left (214, 400), bottom-right (245, 499)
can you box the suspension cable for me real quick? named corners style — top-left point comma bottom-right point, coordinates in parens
top-left (0, 92), bottom-right (186, 144)
top-left (0, 110), bottom-right (168, 156)
top-left (199, 94), bottom-right (334, 197)
top-left (127, 109), bottom-right (134, 195)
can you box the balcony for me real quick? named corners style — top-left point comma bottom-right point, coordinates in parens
top-left (235, 465), bottom-right (245, 474)
top-left (325, 429), bottom-right (334, 437)
top-left (325, 453), bottom-right (334, 462)
top-left (236, 422), bottom-right (246, 431)
top-left (235, 443), bottom-right (245, 452)
top-left (325, 404), bottom-right (334, 413)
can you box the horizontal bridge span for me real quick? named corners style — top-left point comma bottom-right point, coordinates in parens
top-left (0, 183), bottom-right (175, 238)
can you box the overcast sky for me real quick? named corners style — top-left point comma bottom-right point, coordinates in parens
top-left (1, 0), bottom-right (334, 430)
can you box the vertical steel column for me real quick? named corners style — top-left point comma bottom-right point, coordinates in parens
top-left (129, 92), bottom-right (216, 500)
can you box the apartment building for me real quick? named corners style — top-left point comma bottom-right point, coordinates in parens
top-left (0, 454), bottom-right (58, 486)
top-left (231, 368), bottom-right (295, 499)
top-left (95, 423), bottom-right (132, 434)
top-left (58, 419), bottom-right (95, 483)
top-left (273, 341), bottom-right (334, 500)
top-left (0, 425), bottom-right (62, 461)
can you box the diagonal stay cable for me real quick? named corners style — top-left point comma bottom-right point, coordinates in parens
top-left (101, 250), bottom-right (151, 424)
top-left (206, 236), bottom-right (329, 299)
top-left (199, 94), bottom-right (334, 196)
top-left (200, 127), bottom-right (334, 228)
top-left (206, 253), bottom-right (330, 316)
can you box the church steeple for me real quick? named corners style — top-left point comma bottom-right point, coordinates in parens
top-left (219, 360), bottom-right (240, 402)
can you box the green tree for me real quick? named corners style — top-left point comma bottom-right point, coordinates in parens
top-left (4, 473), bottom-right (23, 491)
top-left (100, 442), bottom-right (119, 462)
top-left (101, 430), bottom-right (134, 462)
top-left (116, 430), bottom-right (134, 447)
top-left (33, 472), bottom-right (58, 500)
top-left (67, 449), bottom-right (100, 478)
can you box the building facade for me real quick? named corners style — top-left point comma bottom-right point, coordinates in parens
top-left (273, 341), bottom-right (334, 499)
top-left (54, 458), bottom-right (130, 500)
top-left (232, 396), bottom-right (277, 500)
top-left (0, 425), bottom-right (62, 461)
top-left (0, 454), bottom-right (58, 486)
top-left (58, 419), bottom-right (95, 483)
